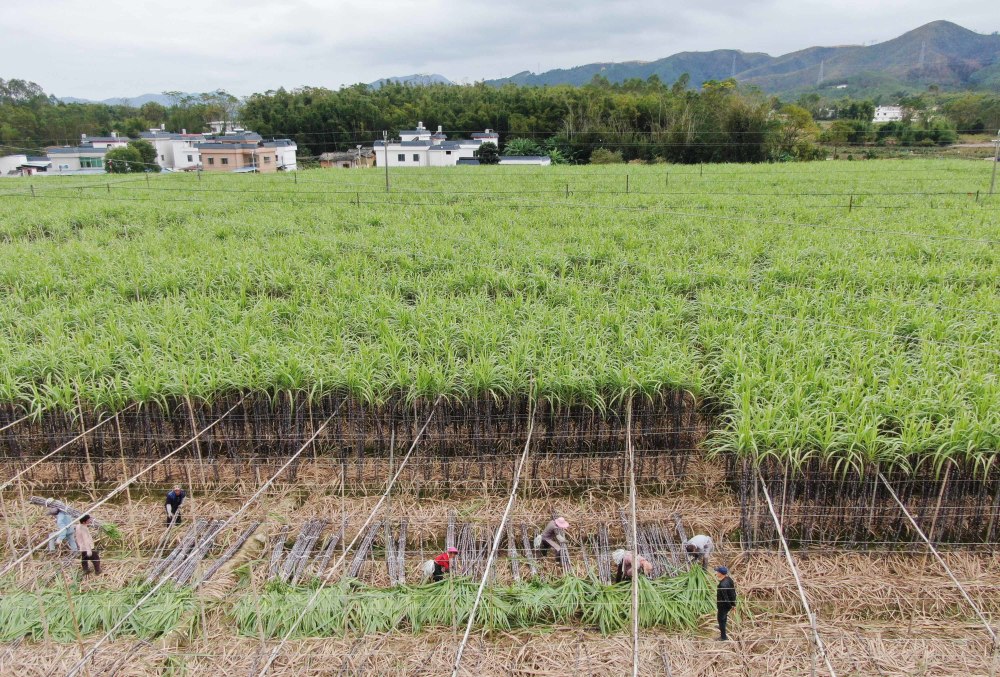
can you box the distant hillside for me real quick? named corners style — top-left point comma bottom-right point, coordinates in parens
top-left (369, 74), bottom-right (453, 88)
top-left (487, 21), bottom-right (1000, 96)
top-left (58, 93), bottom-right (187, 107)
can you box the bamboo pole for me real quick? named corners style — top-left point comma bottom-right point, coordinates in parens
top-left (758, 472), bottom-right (837, 677)
top-left (879, 471), bottom-right (997, 647)
top-left (626, 398), bottom-right (641, 677)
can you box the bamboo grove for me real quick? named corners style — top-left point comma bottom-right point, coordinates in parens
top-left (0, 160), bottom-right (998, 541)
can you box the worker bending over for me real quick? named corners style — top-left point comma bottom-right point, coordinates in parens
top-left (422, 546), bottom-right (459, 582)
top-left (684, 534), bottom-right (714, 569)
top-left (534, 517), bottom-right (569, 557)
top-left (612, 549), bottom-right (653, 582)
top-left (75, 514), bottom-right (100, 575)
top-left (165, 485), bottom-right (185, 526)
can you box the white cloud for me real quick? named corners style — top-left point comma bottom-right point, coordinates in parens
top-left (1, 0), bottom-right (995, 98)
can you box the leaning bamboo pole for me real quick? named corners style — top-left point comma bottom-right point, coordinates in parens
top-left (758, 472), bottom-right (837, 677)
top-left (878, 472), bottom-right (998, 647)
top-left (255, 398), bottom-right (441, 677)
top-left (451, 397), bottom-right (536, 677)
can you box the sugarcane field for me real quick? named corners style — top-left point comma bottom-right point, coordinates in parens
top-left (0, 160), bottom-right (998, 677)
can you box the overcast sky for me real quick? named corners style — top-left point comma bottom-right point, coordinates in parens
top-left (2, 0), bottom-right (996, 99)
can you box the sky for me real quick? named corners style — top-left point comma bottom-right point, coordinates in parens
top-left (2, 0), bottom-right (997, 100)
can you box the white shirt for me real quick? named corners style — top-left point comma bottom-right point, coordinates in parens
top-left (686, 534), bottom-right (713, 554)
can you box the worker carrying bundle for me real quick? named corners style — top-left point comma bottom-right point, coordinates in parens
top-left (533, 517), bottom-right (569, 557)
top-left (164, 486), bottom-right (185, 526)
top-left (421, 546), bottom-right (459, 582)
top-left (684, 534), bottom-right (714, 569)
top-left (612, 549), bottom-right (652, 582)
top-left (45, 500), bottom-right (78, 552)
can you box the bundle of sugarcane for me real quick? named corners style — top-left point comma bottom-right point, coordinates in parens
top-left (29, 496), bottom-right (105, 529)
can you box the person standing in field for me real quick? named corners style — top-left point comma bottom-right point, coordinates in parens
top-left (422, 546), bottom-right (459, 582)
top-left (46, 502), bottom-right (77, 552)
top-left (684, 534), bottom-right (714, 569)
top-left (75, 514), bottom-right (101, 575)
top-left (715, 566), bottom-right (737, 641)
top-left (165, 485), bottom-right (185, 526)
top-left (534, 517), bottom-right (569, 557)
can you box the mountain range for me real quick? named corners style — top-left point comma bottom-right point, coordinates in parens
top-left (486, 21), bottom-right (1000, 96)
top-left (59, 93), bottom-right (188, 107)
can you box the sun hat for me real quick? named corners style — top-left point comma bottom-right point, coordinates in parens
top-left (447, 546), bottom-right (459, 554)
top-left (554, 517), bottom-right (569, 529)
top-left (715, 566), bottom-right (729, 575)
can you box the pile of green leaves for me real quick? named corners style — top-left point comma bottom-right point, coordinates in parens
top-left (0, 583), bottom-right (195, 641)
top-left (233, 569), bottom-right (714, 638)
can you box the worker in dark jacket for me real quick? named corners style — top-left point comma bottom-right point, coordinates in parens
top-left (164, 486), bottom-right (185, 526)
top-left (715, 566), bottom-right (737, 640)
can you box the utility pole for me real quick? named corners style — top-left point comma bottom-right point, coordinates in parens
top-left (991, 130), bottom-right (999, 197)
top-left (383, 130), bottom-right (390, 193)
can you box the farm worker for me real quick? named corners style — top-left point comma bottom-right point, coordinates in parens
top-left (422, 547), bottom-right (459, 582)
top-left (46, 502), bottom-right (78, 552)
top-left (164, 486), bottom-right (185, 526)
top-left (612, 549), bottom-right (653, 582)
top-left (684, 534), bottom-right (714, 569)
top-left (75, 514), bottom-right (101, 575)
top-left (715, 566), bottom-right (737, 641)
top-left (534, 517), bottom-right (569, 557)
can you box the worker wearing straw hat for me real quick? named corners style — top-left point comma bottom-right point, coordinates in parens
top-left (715, 566), bottom-right (737, 641)
top-left (534, 517), bottom-right (569, 557)
top-left (611, 549), bottom-right (653, 582)
top-left (164, 485), bottom-right (185, 526)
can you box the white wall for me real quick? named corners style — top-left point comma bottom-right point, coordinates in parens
top-left (0, 155), bottom-right (27, 176)
top-left (274, 145), bottom-right (297, 171)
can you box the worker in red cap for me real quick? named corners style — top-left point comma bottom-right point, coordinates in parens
top-left (430, 546), bottom-right (459, 582)
top-left (534, 517), bottom-right (570, 558)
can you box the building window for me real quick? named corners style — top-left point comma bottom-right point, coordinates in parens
top-left (81, 157), bottom-right (103, 168)
top-left (446, 151), bottom-right (451, 155)
top-left (413, 154), bottom-right (420, 162)
top-left (397, 154), bottom-right (405, 162)
top-left (160, 155), bottom-right (165, 161)
top-left (208, 157), bottom-right (215, 165)
top-left (263, 156), bottom-right (271, 163)
top-left (187, 155), bottom-right (193, 162)
top-left (221, 158), bottom-right (229, 165)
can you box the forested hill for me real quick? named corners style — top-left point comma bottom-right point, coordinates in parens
top-left (487, 21), bottom-right (1000, 96)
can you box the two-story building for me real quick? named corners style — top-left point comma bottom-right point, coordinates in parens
top-left (197, 132), bottom-right (297, 172)
top-left (374, 122), bottom-right (499, 167)
top-left (46, 144), bottom-right (109, 173)
top-left (873, 106), bottom-right (905, 123)
top-left (140, 127), bottom-right (206, 171)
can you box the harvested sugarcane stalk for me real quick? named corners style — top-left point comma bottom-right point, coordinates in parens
top-left (291, 520), bottom-right (327, 585)
top-left (446, 510), bottom-right (456, 549)
top-left (396, 519), bottom-right (407, 585)
top-left (173, 520), bottom-right (226, 586)
top-left (145, 520), bottom-right (205, 584)
top-left (29, 497), bottom-right (104, 528)
top-left (268, 525), bottom-right (290, 579)
top-left (507, 527), bottom-right (520, 582)
top-left (311, 525), bottom-right (343, 580)
top-left (195, 522), bottom-right (260, 587)
top-left (597, 523), bottom-right (611, 584)
top-left (520, 524), bottom-right (538, 578)
top-left (347, 520), bottom-right (382, 578)
top-left (384, 521), bottom-right (398, 584)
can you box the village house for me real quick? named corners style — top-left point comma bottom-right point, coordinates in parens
top-left (46, 144), bottom-right (109, 173)
top-left (374, 122), bottom-right (499, 167)
top-left (873, 105), bottom-right (905, 123)
top-left (140, 126), bottom-right (206, 171)
top-left (197, 132), bottom-right (297, 173)
top-left (0, 154), bottom-right (51, 177)
top-left (319, 148), bottom-right (376, 168)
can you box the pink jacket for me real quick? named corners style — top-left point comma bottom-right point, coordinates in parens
top-left (75, 523), bottom-right (95, 555)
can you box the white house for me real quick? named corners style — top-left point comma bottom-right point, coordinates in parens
top-left (46, 144), bottom-right (108, 173)
top-left (498, 156), bottom-right (552, 166)
top-left (78, 133), bottom-right (129, 149)
top-left (264, 138), bottom-right (298, 171)
top-left (873, 106), bottom-right (905, 123)
top-left (0, 154), bottom-right (52, 176)
top-left (140, 127), bottom-right (206, 171)
top-left (374, 122), bottom-right (499, 167)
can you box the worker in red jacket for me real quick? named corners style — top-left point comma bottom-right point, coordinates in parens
top-left (432, 546), bottom-right (459, 582)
